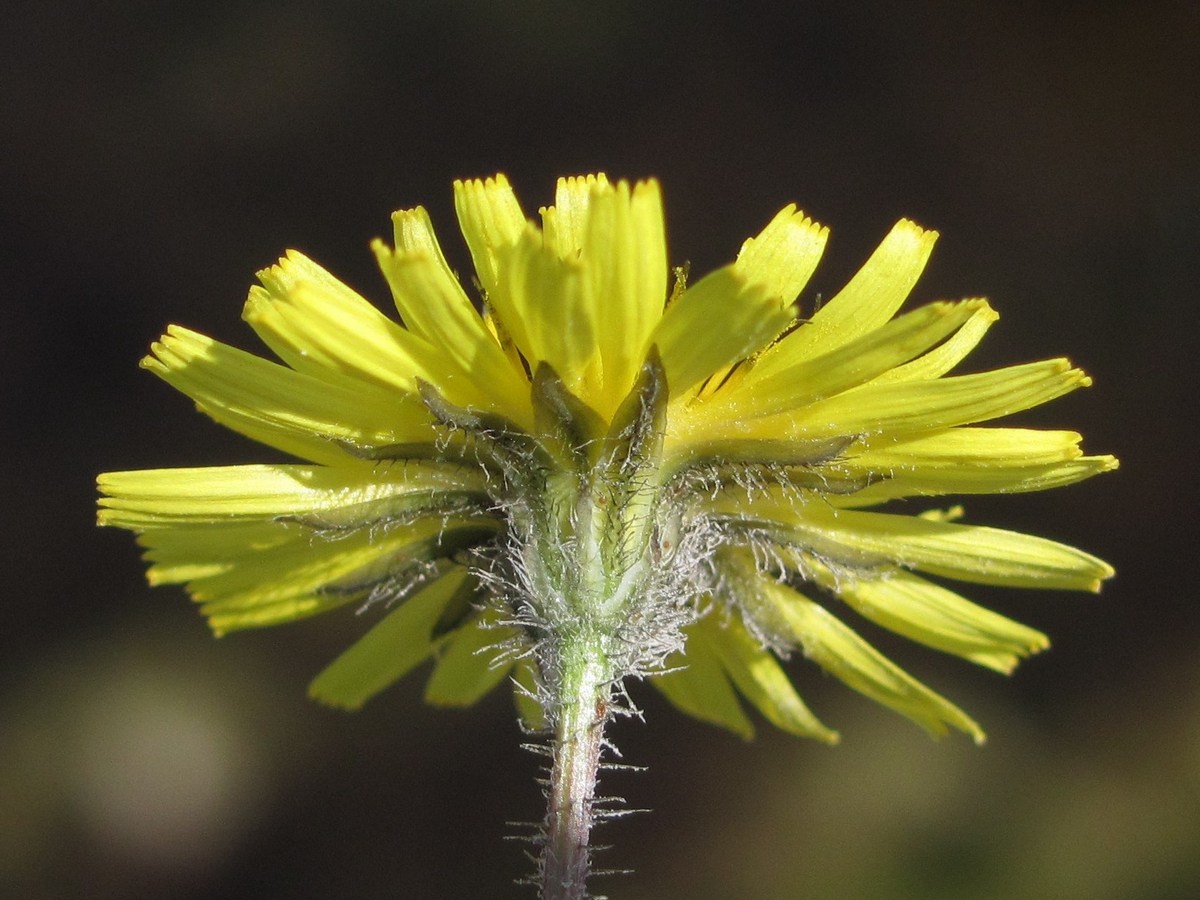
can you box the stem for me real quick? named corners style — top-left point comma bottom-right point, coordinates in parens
top-left (540, 633), bottom-right (611, 900)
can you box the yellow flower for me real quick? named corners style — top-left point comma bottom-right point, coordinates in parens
top-left (97, 173), bottom-right (1115, 744)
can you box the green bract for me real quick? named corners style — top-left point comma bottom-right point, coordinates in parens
top-left (98, 174), bottom-right (1116, 742)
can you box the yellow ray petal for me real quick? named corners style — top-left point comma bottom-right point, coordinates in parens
top-left (137, 520), bottom-right (295, 584)
top-left (580, 178), bottom-right (669, 413)
top-left (859, 426), bottom-right (1090, 465)
top-left (869, 300), bottom-right (999, 383)
top-left (206, 593), bottom-right (355, 634)
top-left (309, 567), bottom-right (473, 710)
top-left (751, 218), bottom-right (938, 376)
top-left (650, 623), bottom-right (754, 739)
top-left (383, 206), bottom-right (488, 346)
top-left (246, 250), bottom-right (447, 394)
top-left (708, 299), bottom-right (986, 420)
top-left (96, 461), bottom-right (490, 527)
top-left (530, 176), bottom-right (671, 414)
top-left (824, 427), bottom-right (1118, 505)
top-left (184, 518), bottom-right (490, 611)
top-left (733, 204), bottom-right (827, 313)
top-left (797, 358), bottom-right (1091, 438)
top-left (453, 174), bottom-right (527, 301)
top-left (129, 509), bottom-right (496, 637)
top-left (698, 612), bottom-right (838, 743)
top-left (835, 455), bottom-right (1119, 505)
top-left (717, 493), bottom-right (1114, 591)
top-left (424, 605), bottom-right (521, 707)
top-left (829, 567), bottom-right (1049, 673)
top-left (496, 224), bottom-right (599, 393)
top-left (373, 258), bottom-right (531, 422)
top-left (709, 358), bottom-right (1091, 447)
top-left (650, 267), bottom-right (794, 398)
top-left (143, 326), bottom-right (435, 465)
top-left (752, 577), bottom-right (984, 742)
top-left (542, 173), bottom-right (610, 256)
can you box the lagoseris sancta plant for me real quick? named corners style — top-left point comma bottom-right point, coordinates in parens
top-left (99, 173), bottom-right (1115, 899)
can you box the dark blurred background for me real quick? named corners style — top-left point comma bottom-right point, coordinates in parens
top-left (2, 2), bottom-right (1196, 898)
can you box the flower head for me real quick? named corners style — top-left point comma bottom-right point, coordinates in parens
top-left (98, 174), bottom-right (1115, 743)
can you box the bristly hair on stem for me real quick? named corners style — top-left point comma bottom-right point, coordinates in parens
top-left (536, 636), bottom-right (613, 900)
top-left (529, 640), bottom-right (651, 899)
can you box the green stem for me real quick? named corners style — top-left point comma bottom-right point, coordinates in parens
top-left (540, 633), bottom-right (611, 900)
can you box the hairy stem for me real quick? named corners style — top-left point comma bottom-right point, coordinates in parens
top-left (540, 634), bottom-right (612, 900)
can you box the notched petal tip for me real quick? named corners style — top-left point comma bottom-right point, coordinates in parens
top-left (894, 217), bottom-right (940, 244)
top-left (388, 204), bottom-right (436, 243)
top-left (631, 176), bottom-right (662, 197)
top-left (453, 172), bottom-right (513, 191)
top-left (555, 172), bottom-right (610, 195)
top-left (735, 204), bottom-right (829, 310)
